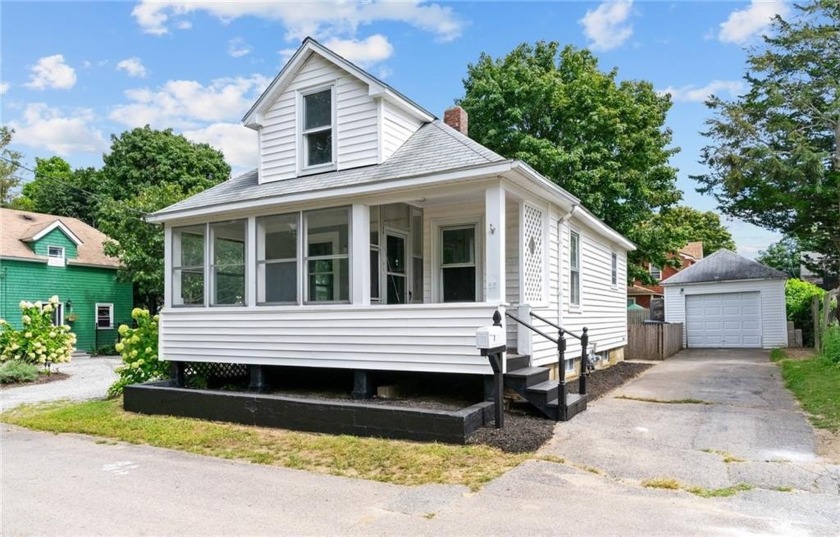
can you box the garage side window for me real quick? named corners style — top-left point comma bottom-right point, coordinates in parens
top-left (570, 231), bottom-right (581, 306)
top-left (173, 225), bottom-right (205, 306)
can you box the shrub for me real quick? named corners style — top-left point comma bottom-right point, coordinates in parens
top-left (0, 360), bottom-right (40, 384)
top-left (785, 279), bottom-right (824, 347)
top-left (821, 326), bottom-right (840, 365)
top-left (0, 296), bottom-right (75, 365)
top-left (107, 308), bottom-right (168, 398)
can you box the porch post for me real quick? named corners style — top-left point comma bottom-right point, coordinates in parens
top-left (484, 183), bottom-right (506, 304)
top-left (163, 224), bottom-right (173, 309)
top-left (351, 204), bottom-right (371, 305)
top-left (246, 216), bottom-right (257, 307)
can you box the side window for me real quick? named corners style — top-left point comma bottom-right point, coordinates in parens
top-left (96, 303), bottom-right (113, 329)
top-left (570, 231), bottom-right (581, 306)
top-left (440, 225), bottom-right (477, 302)
top-left (301, 88), bottom-right (333, 169)
top-left (611, 252), bottom-right (618, 287)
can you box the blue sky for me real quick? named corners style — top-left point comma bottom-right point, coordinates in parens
top-left (1, 1), bottom-right (790, 258)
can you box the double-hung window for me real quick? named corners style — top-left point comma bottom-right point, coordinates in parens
top-left (649, 264), bottom-right (662, 281)
top-left (570, 231), bottom-right (581, 306)
top-left (173, 225), bottom-right (206, 306)
top-left (441, 226), bottom-right (477, 302)
top-left (302, 87), bottom-right (333, 169)
top-left (257, 214), bottom-right (299, 304)
top-left (305, 207), bottom-right (350, 303)
top-left (96, 303), bottom-right (113, 329)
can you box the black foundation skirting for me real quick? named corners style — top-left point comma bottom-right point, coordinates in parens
top-left (124, 381), bottom-right (494, 444)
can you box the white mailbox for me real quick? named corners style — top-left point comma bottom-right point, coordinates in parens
top-left (475, 325), bottom-right (505, 350)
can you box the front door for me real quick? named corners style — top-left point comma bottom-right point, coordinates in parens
top-left (385, 231), bottom-right (408, 304)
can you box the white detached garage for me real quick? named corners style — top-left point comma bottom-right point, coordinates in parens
top-left (662, 250), bottom-right (788, 349)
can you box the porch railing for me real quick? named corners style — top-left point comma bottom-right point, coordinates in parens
top-left (504, 310), bottom-right (590, 420)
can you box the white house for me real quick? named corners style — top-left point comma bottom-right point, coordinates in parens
top-left (662, 249), bottom-right (788, 349)
top-left (147, 38), bottom-right (634, 418)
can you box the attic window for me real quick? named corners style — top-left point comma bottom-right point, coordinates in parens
top-left (302, 87), bottom-right (333, 169)
top-left (48, 246), bottom-right (64, 259)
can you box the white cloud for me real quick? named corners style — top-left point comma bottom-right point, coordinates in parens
top-left (324, 35), bottom-right (394, 67)
top-left (116, 57), bottom-right (148, 78)
top-left (182, 122), bottom-right (258, 173)
top-left (24, 54), bottom-right (77, 90)
top-left (719, 0), bottom-right (790, 44)
top-left (131, 1), bottom-right (462, 42)
top-left (228, 37), bottom-right (252, 58)
top-left (8, 103), bottom-right (107, 154)
top-left (109, 75), bottom-right (270, 129)
top-left (580, 0), bottom-right (634, 51)
top-left (660, 80), bottom-right (745, 102)
top-left (0, 82), bottom-right (9, 95)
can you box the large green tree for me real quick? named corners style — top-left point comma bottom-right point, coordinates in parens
top-left (757, 237), bottom-right (801, 278)
top-left (12, 156), bottom-right (99, 224)
top-left (694, 0), bottom-right (839, 279)
top-left (458, 42), bottom-right (683, 279)
top-left (650, 206), bottom-right (736, 255)
top-left (97, 127), bottom-right (230, 312)
top-left (0, 126), bottom-right (23, 207)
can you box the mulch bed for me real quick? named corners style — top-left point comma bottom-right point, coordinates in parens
top-left (469, 361), bottom-right (654, 453)
top-left (0, 371), bottom-right (70, 390)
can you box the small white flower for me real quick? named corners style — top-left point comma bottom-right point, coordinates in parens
top-left (49, 295), bottom-right (59, 304)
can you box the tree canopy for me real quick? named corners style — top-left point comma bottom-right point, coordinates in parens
top-left (458, 41), bottom-right (683, 280)
top-left (693, 0), bottom-right (839, 279)
top-left (0, 127), bottom-right (23, 207)
top-left (650, 206), bottom-right (736, 255)
top-left (12, 156), bottom-right (99, 225)
top-left (757, 237), bottom-right (802, 278)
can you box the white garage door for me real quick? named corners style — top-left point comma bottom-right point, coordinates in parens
top-left (685, 292), bottom-right (762, 348)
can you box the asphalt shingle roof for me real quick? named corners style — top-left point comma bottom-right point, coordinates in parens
top-left (153, 120), bottom-right (507, 218)
top-left (661, 249), bottom-right (787, 285)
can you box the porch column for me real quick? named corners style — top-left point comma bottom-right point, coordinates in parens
top-left (163, 224), bottom-right (173, 308)
top-left (351, 204), bottom-right (371, 305)
top-left (246, 216), bottom-right (257, 307)
top-left (484, 184), bottom-right (506, 304)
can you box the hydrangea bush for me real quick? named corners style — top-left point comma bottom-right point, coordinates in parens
top-left (0, 296), bottom-right (75, 365)
top-left (107, 308), bottom-right (168, 398)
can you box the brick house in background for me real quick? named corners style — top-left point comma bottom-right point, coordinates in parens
top-left (627, 241), bottom-right (704, 309)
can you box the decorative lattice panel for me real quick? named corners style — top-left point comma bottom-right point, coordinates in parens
top-left (185, 362), bottom-right (248, 383)
top-left (523, 204), bottom-right (545, 303)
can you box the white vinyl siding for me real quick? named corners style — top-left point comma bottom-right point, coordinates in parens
top-left (664, 279), bottom-right (787, 349)
top-left (381, 100), bottom-right (424, 161)
top-left (505, 201), bottom-right (520, 348)
top-left (260, 54), bottom-right (379, 183)
top-left (159, 304), bottom-right (496, 375)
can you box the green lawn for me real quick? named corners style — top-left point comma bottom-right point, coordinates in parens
top-left (779, 353), bottom-right (840, 432)
top-left (0, 399), bottom-right (527, 490)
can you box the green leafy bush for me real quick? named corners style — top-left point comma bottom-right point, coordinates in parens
top-left (107, 308), bottom-right (168, 398)
top-left (0, 296), bottom-right (75, 365)
top-left (0, 360), bottom-right (40, 384)
top-left (785, 279), bottom-right (824, 347)
top-left (821, 326), bottom-right (840, 365)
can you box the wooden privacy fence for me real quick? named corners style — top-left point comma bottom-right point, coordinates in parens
top-left (627, 323), bottom-right (683, 361)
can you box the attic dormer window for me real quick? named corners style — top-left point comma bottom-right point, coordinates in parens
top-left (302, 87), bottom-right (334, 169)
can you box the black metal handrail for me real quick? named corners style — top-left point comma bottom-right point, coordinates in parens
top-left (529, 310), bottom-right (585, 341)
top-left (505, 311), bottom-right (557, 344)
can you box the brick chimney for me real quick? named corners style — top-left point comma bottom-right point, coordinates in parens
top-left (444, 106), bottom-right (468, 136)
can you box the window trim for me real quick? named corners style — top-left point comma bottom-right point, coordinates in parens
top-left (95, 303), bottom-right (114, 330)
top-left (303, 206), bottom-right (352, 305)
top-left (298, 84), bottom-right (336, 174)
top-left (569, 229), bottom-right (581, 308)
top-left (649, 263), bottom-right (662, 281)
top-left (438, 223), bottom-right (481, 303)
top-left (47, 245), bottom-right (65, 259)
top-left (611, 252), bottom-right (618, 288)
top-left (172, 225), bottom-right (207, 308)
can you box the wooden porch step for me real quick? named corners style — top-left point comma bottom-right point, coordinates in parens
top-left (505, 367), bottom-right (549, 387)
top-left (505, 353), bottom-right (530, 371)
top-left (526, 380), bottom-right (558, 400)
top-left (546, 393), bottom-right (588, 421)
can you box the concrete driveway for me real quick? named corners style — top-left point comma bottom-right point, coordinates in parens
top-left (541, 348), bottom-right (840, 495)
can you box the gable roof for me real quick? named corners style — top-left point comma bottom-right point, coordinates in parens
top-left (150, 120), bottom-right (506, 219)
top-left (661, 249), bottom-right (787, 286)
top-left (243, 37), bottom-right (434, 129)
top-left (0, 208), bottom-right (120, 268)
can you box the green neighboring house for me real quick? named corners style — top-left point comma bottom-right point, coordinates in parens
top-left (0, 208), bottom-right (133, 352)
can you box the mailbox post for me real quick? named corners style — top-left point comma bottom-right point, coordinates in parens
top-left (476, 311), bottom-right (506, 428)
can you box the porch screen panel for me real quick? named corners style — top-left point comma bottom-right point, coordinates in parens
top-left (173, 225), bottom-right (205, 306)
top-left (257, 214), bottom-right (298, 304)
top-left (441, 226), bottom-right (476, 302)
top-left (411, 207), bottom-right (423, 303)
top-left (306, 207), bottom-right (350, 303)
top-left (523, 204), bottom-right (545, 304)
top-left (211, 220), bottom-right (246, 306)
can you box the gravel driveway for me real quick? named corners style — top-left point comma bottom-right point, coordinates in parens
top-left (0, 355), bottom-right (120, 411)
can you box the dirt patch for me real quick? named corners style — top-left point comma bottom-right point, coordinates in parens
top-left (783, 348), bottom-right (818, 361)
top-left (571, 361), bottom-right (653, 400)
top-left (0, 372), bottom-right (70, 390)
top-left (815, 429), bottom-right (840, 463)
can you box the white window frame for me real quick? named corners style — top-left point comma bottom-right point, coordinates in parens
top-left (649, 263), bottom-right (662, 281)
top-left (95, 303), bottom-right (114, 330)
top-left (209, 220), bottom-right (248, 307)
top-left (569, 229), bottom-right (581, 308)
top-left (298, 84), bottom-right (336, 174)
top-left (304, 207), bottom-right (352, 304)
top-left (47, 245), bottom-right (65, 267)
top-left (172, 224), bottom-right (207, 307)
top-left (256, 213), bottom-right (301, 305)
top-left (611, 252), bottom-right (618, 287)
top-left (435, 220), bottom-right (483, 303)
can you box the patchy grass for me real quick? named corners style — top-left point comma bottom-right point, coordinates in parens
top-left (773, 486), bottom-right (793, 493)
top-left (616, 395), bottom-right (713, 405)
top-left (701, 449), bottom-right (745, 463)
top-left (770, 348), bottom-right (787, 362)
top-left (537, 455), bottom-right (566, 464)
top-left (642, 477), bottom-right (753, 498)
top-left (780, 356), bottom-right (840, 431)
top-left (0, 399), bottom-right (527, 491)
